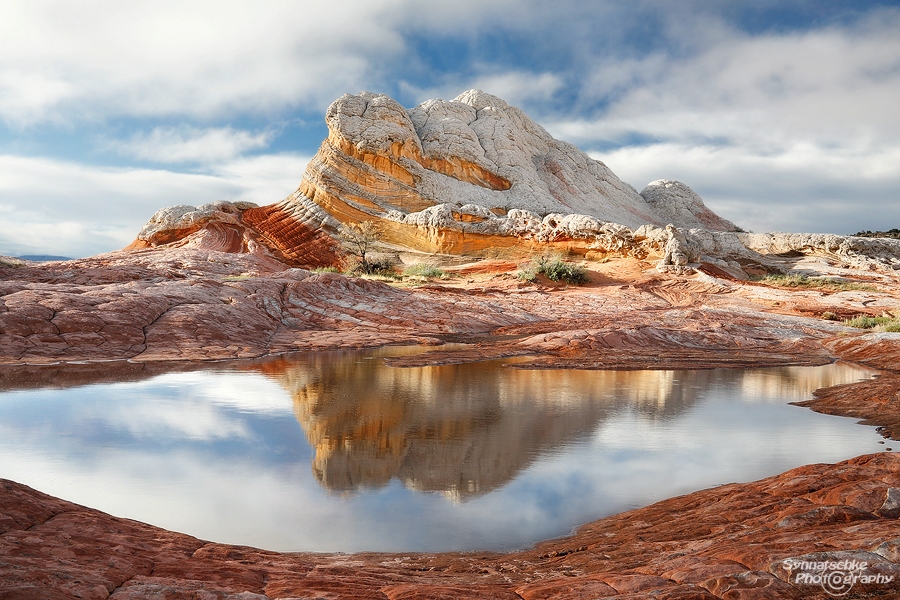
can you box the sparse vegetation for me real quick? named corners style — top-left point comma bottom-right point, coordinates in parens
top-left (338, 221), bottom-right (385, 275)
top-left (517, 255), bottom-right (589, 285)
top-left (357, 263), bottom-right (401, 281)
top-left (403, 263), bottom-right (445, 278)
top-left (312, 266), bottom-right (341, 274)
top-left (843, 315), bottom-right (900, 331)
top-left (355, 259), bottom-right (399, 279)
top-left (538, 257), bottom-right (589, 284)
top-left (753, 273), bottom-right (877, 292)
top-left (516, 264), bottom-right (538, 282)
top-left (854, 229), bottom-right (900, 240)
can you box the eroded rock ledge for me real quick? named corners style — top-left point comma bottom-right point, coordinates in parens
top-left (2, 452), bottom-right (899, 599)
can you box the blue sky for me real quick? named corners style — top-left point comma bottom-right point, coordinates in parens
top-left (1, 0), bottom-right (899, 257)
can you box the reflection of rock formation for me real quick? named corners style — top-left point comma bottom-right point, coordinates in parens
top-left (737, 363), bottom-right (873, 404)
top-left (276, 351), bottom-right (623, 500)
top-left (252, 350), bottom-right (870, 500)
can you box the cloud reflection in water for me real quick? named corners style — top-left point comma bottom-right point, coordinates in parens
top-left (0, 349), bottom-right (882, 552)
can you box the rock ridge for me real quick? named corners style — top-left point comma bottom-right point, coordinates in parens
top-left (122, 90), bottom-right (900, 277)
top-left (278, 89), bottom-right (739, 256)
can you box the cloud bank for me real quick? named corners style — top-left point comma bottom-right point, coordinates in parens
top-left (1, 1), bottom-right (898, 256)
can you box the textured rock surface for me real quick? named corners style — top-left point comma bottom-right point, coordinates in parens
top-left (4, 246), bottom-right (900, 370)
top-left (739, 231), bottom-right (900, 272)
top-left (118, 90), bottom-right (900, 277)
top-left (641, 180), bottom-right (737, 231)
top-left (3, 247), bottom-right (896, 368)
top-left (6, 227), bottom-right (900, 597)
top-left (3, 452), bottom-right (900, 599)
top-left (133, 201), bottom-right (259, 246)
top-left (0, 248), bottom-right (538, 364)
top-left (126, 197), bottom-right (342, 269)
top-left (277, 90), bottom-right (739, 256)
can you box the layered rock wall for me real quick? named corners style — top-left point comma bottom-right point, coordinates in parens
top-left (121, 90), bottom-right (900, 275)
top-left (282, 90), bottom-right (738, 255)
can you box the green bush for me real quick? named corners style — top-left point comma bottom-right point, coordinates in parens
top-left (403, 263), bottom-right (444, 278)
top-left (538, 258), bottom-right (588, 284)
top-left (755, 273), bottom-right (876, 292)
top-left (844, 315), bottom-right (885, 329)
top-left (843, 315), bottom-right (900, 331)
top-left (516, 266), bottom-right (538, 282)
top-left (536, 257), bottom-right (589, 284)
top-left (515, 256), bottom-right (589, 285)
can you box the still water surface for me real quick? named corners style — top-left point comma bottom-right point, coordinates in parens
top-left (0, 346), bottom-right (885, 552)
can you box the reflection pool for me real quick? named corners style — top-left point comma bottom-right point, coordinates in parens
top-left (0, 347), bottom-right (884, 552)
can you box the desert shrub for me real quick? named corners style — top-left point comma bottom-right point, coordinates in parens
top-left (758, 273), bottom-right (811, 287)
top-left (854, 228), bottom-right (900, 240)
top-left (536, 257), bottom-right (589, 284)
top-left (312, 266), bottom-right (341, 273)
top-left (843, 315), bottom-right (900, 331)
top-left (844, 315), bottom-right (882, 329)
top-left (515, 256), bottom-right (588, 284)
top-left (755, 273), bottom-right (876, 292)
top-left (821, 311), bottom-right (839, 321)
top-left (516, 265), bottom-right (538, 282)
top-left (338, 221), bottom-right (384, 274)
top-left (403, 263), bottom-right (444, 278)
top-left (354, 258), bottom-right (398, 278)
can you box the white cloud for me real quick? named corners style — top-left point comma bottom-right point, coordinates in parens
top-left (2, 1), bottom-right (898, 247)
top-left (0, 0), bottom-right (413, 125)
top-left (540, 9), bottom-right (900, 234)
top-left (107, 126), bottom-right (274, 164)
top-left (0, 0), bottom-right (572, 126)
top-left (210, 152), bottom-right (310, 204)
top-left (595, 140), bottom-right (900, 234)
top-left (0, 152), bottom-right (310, 257)
top-left (553, 11), bottom-right (900, 145)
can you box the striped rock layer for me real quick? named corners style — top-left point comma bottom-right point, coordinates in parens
top-left (290, 89), bottom-right (737, 255)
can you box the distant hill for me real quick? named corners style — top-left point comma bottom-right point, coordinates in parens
top-left (853, 229), bottom-right (900, 240)
top-left (18, 255), bottom-right (72, 262)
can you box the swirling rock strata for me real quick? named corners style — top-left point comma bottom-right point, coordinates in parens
top-left (289, 90), bottom-right (737, 255)
top-left (127, 199), bottom-right (342, 269)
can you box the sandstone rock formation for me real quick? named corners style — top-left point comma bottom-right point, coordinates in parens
top-left (6, 247), bottom-right (899, 369)
top-left (127, 198), bottom-right (342, 268)
top-left (120, 90), bottom-right (900, 279)
top-left (657, 223), bottom-right (701, 274)
top-left (279, 89), bottom-right (740, 255)
top-left (641, 179), bottom-right (737, 231)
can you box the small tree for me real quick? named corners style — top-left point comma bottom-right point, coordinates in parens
top-left (338, 221), bottom-right (382, 274)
